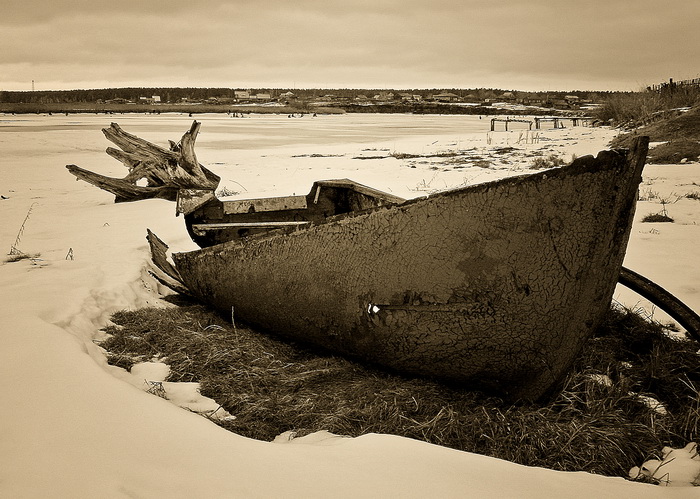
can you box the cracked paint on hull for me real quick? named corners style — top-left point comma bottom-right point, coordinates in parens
top-left (172, 139), bottom-right (648, 401)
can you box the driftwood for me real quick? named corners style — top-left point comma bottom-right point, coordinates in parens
top-left (619, 266), bottom-right (700, 342)
top-left (145, 229), bottom-right (191, 297)
top-left (66, 121), bottom-right (219, 202)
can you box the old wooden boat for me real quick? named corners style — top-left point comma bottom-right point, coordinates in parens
top-left (166, 140), bottom-right (647, 401)
top-left (67, 122), bottom-right (698, 401)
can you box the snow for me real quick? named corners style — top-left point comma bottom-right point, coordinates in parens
top-left (631, 444), bottom-right (700, 487)
top-left (1, 113), bottom-right (698, 497)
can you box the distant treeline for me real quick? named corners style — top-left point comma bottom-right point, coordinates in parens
top-left (0, 87), bottom-right (628, 104)
top-left (0, 87), bottom-right (250, 104)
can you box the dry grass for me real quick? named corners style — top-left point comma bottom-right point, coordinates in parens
top-left (611, 106), bottom-right (700, 147)
top-left (641, 213), bottom-right (675, 223)
top-left (4, 251), bottom-right (41, 263)
top-left (608, 105), bottom-right (700, 168)
top-left (99, 300), bottom-right (700, 480)
top-left (647, 139), bottom-right (700, 164)
top-left (530, 154), bottom-right (567, 170)
top-left (5, 203), bottom-right (41, 263)
top-left (642, 202), bottom-right (675, 223)
top-left (596, 88), bottom-right (700, 128)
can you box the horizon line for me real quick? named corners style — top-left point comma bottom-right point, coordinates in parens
top-left (1, 85), bottom-right (639, 94)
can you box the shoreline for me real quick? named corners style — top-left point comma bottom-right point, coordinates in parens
top-left (0, 101), bottom-right (587, 118)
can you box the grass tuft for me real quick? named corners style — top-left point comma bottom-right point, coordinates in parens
top-left (595, 87), bottom-right (700, 127)
top-left (8, 203), bottom-right (37, 258)
top-left (648, 139), bottom-right (700, 164)
top-left (530, 154), bottom-right (567, 170)
top-left (100, 303), bottom-right (700, 480)
top-left (641, 213), bottom-right (675, 223)
top-left (4, 251), bottom-right (41, 263)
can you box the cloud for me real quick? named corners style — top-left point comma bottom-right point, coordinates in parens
top-left (0, 0), bottom-right (198, 25)
top-left (2, 0), bottom-right (699, 91)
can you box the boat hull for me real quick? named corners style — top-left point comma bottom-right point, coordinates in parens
top-left (172, 139), bottom-right (648, 400)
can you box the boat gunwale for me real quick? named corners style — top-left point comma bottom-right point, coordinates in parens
top-left (176, 147), bottom-right (630, 257)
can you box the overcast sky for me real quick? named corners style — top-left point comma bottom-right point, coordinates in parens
top-left (1, 0), bottom-right (698, 92)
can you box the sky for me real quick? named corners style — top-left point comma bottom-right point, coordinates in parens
top-left (1, 0), bottom-right (699, 93)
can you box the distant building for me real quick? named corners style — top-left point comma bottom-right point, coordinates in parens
top-left (433, 92), bottom-right (460, 102)
top-left (373, 92), bottom-right (395, 101)
top-left (138, 95), bottom-right (161, 104)
top-left (234, 90), bottom-right (250, 100)
top-left (399, 93), bottom-right (423, 102)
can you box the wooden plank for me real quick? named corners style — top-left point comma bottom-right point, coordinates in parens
top-left (191, 221), bottom-right (311, 235)
top-left (313, 179), bottom-right (406, 204)
top-left (146, 229), bottom-right (183, 283)
top-left (490, 118), bottom-right (533, 132)
top-left (176, 189), bottom-right (217, 215)
top-left (222, 195), bottom-right (308, 215)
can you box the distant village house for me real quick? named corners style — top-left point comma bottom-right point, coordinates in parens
top-left (373, 92), bottom-right (395, 101)
top-left (432, 92), bottom-right (460, 102)
top-left (139, 95), bottom-right (161, 104)
top-left (400, 93), bottom-right (423, 102)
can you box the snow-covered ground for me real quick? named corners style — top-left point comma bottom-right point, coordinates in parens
top-left (1, 113), bottom-right (698, 497)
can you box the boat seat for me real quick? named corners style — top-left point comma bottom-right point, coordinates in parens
top-left (191, 221), bottom-right (310, 235)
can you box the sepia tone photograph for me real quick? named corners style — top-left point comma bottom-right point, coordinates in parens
top-left (1, 1), bottom-right (699, 497)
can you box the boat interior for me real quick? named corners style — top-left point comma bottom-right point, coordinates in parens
top-left (178, 179), bottom-right (406, 248)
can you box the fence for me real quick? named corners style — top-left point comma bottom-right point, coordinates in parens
top-left (648, 78), bottom-right (700, 93)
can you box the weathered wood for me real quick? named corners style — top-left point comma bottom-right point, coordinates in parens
top-left (312, 179), bottom-right (407, 205)
top-left (490, 118), bottom-right (533, 131)
top-left (191, 221), bottom-right (311, 235)
top-left (222, 195), bottom-right (309, 215)
top-left (66, 121), bottom-right (220, 202)
top-left (146, 229), bottom-right (183, 283)
top-left (619, 266), bottom-right (700, 342)
top-left (171, 138), bottom-right (649, 401)
top-left (66, 164), bottom-right (179, 202)
top-left (534, 117), bottom-right (593, 130)
top-left (146, 229), bottom-right (192, 296)
top-left (176, 189), bottom-right (218, 216)
top-left (102, 123), bottom-right (179, 162)
top-left (182, 179), bottom-right (407, 248)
